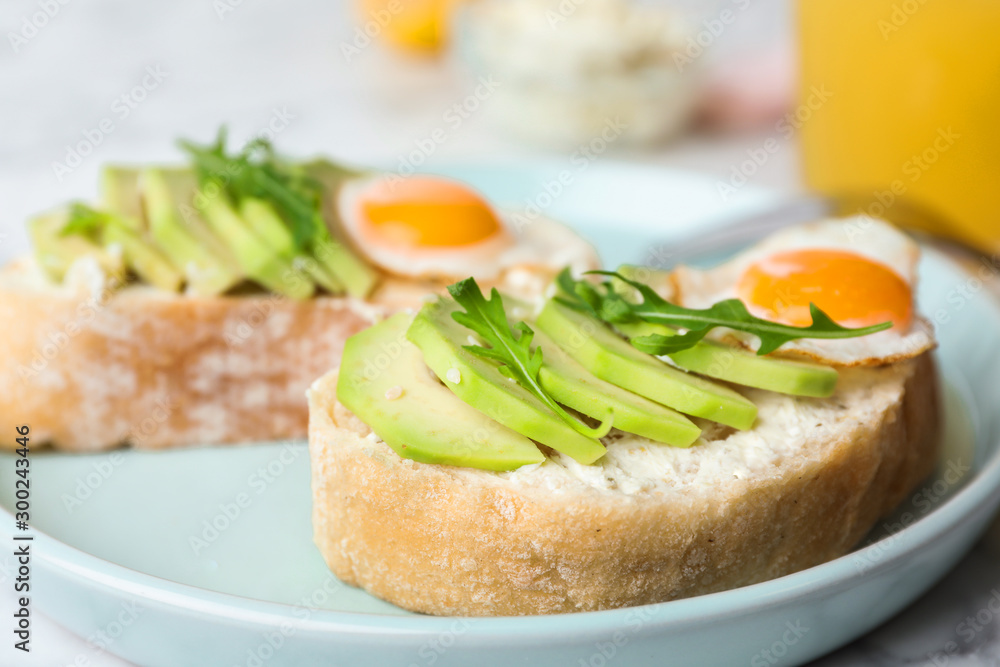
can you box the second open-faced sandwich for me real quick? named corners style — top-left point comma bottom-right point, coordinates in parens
top-left (309, 217), bottom-right (940, 616)
top-left (0, 130), bottom-right (596, 451)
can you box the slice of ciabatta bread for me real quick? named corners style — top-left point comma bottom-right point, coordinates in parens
top-left (308, 351), bottom-right (939, 616)
top-left (0, 239), bottom-right (594, 451)
top-left (0, 257), bottom-right (381, 452)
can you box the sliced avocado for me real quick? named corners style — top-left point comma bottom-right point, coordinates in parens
top-left (534, 328), bottom-right (701, 447)
top-left (152, 168), bottom-right (246, 271)
top-left (238, 197), bottom-right (344, 294)
top-left (102, 220), bottom-right (183, 292)
top-left (306, 160), bottom-right (380, 298)
top-left (536, 300), bottom-right (758, 430)
top-left (498, 296), bottom-right (701, 446)
top-left (100, 166), bottom-right (144, 230)
top-left (337, 312), bottom-right (544, 471)
top-left (238, 197), bottom-right (296, 256)
top-left (27, 211), bottom-right (123, 282)
top-left (608, 267), bottom-right (839, 397)
top-left (296, 254), bottom-right (346, 294)
top-left (407, 298), bottom-right (607, 464)
top-left (141, 169), bottom-right (243, 296)
top-left (616, 321), bottom-right (839, 398)
top-left (311, 227), bottom-right (378, 298)
top-left (196, 195), bottom-right (315, 300)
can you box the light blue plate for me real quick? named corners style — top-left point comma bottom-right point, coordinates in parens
top-left (2, 163), bottom-right (998, 667)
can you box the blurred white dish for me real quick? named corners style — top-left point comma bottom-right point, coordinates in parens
top-left (458, 0), bottom-right (702, 148)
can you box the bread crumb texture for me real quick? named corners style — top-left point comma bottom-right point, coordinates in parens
top-left (0, 260), bottom-right (380, 450)
top-left (309, 353), bottom-right (940, 615)
top-left (0, 255), bottom-right (586, 451)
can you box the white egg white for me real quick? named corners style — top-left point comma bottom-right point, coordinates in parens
top-left (670, 217), bottom-right (936, 366)
top-left (337, 176), bottom-right (598, 281)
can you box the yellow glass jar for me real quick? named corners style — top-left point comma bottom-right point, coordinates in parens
top-left (798, 0), bottom-right (1000, 252)
top-left (358, 0), bottom-right (454, 53)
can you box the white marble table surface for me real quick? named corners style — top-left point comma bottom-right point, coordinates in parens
top-left (2, 1), bottom-right (1000, 665)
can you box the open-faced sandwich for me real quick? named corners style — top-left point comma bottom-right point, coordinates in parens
top-left (0, 130), bottom-right (596, 451)
top-left (309, 217), bottom-right (940, 616)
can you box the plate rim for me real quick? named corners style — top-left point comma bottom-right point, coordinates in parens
top-left (4, 250), bottom-right (1000, 638)
top-left (5, 163), bottom-right (1000, 640)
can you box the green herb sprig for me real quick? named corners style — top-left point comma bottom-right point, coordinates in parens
top-left (61, 202), bottom-right (110, 238)
top-left (557, 269), bottom-right (892, 356)
top-left (178, 128), bottom-right (323, 251)
top-left (448, 278), bottom-right (613, 439)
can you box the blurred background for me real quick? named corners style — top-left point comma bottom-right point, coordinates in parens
top-left (3, 0), bottom-right (1000, 664)
top-left (0, 0), bottom-right (804, 265)
top-left (5, 0), bottom-right (997, 263)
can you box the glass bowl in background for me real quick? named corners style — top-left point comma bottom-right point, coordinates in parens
top-left (456, 0), bottom-right (706, 149)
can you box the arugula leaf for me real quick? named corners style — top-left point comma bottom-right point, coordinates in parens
top-left (557, 269), bottom-right (892, 356)
top-left (61, 202), bottom-right (110, 239)
top-left (448, 277), bottom-right (613, 439)
top-left (178, 128), bottom-right (323, 251)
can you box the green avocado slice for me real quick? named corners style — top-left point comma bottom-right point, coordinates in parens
top-left (407, 298), bottom-right (607, 464)
top-left (305, 160), bottom-right (380, 298)
top-left (337, 313), bottom-right (544, 471)
top-left (27, 211), bottom-right (124, 283)
top-left (237, 197), bottom-right (344, 294)
top-left (496, 296), bottom-right (701, 446)
top-left (534, 328), bottom-right (701, 447)
top-left (101, 220), bottom-right (183, 292)
top-left (100, 166), bottom-right (145, 231)
top-left (141, 168), bottom-right (243, 296)
top-left (196, 195), bottom-right (315, 300)
top-left (616, 321), bottom-right (839, 398)
top-left (536, 300), bottom-right (758, 430)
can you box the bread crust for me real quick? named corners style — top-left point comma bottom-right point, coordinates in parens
top-left (0, 235), bottom-right (595, 451)
top-left (309, 353), bottom-right (940, 616)
top-left (0, 261), bottom-right (383, 451)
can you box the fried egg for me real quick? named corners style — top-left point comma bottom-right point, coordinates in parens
top-left (669, 217), bottom-right (936, 366)
top-left (338, 174), bottom-right (597, 281)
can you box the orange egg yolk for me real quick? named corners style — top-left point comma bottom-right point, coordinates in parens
top-left (736, 249), bottom-right (913, 330)
top-left (358, 176), bottom-right (507, 249)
